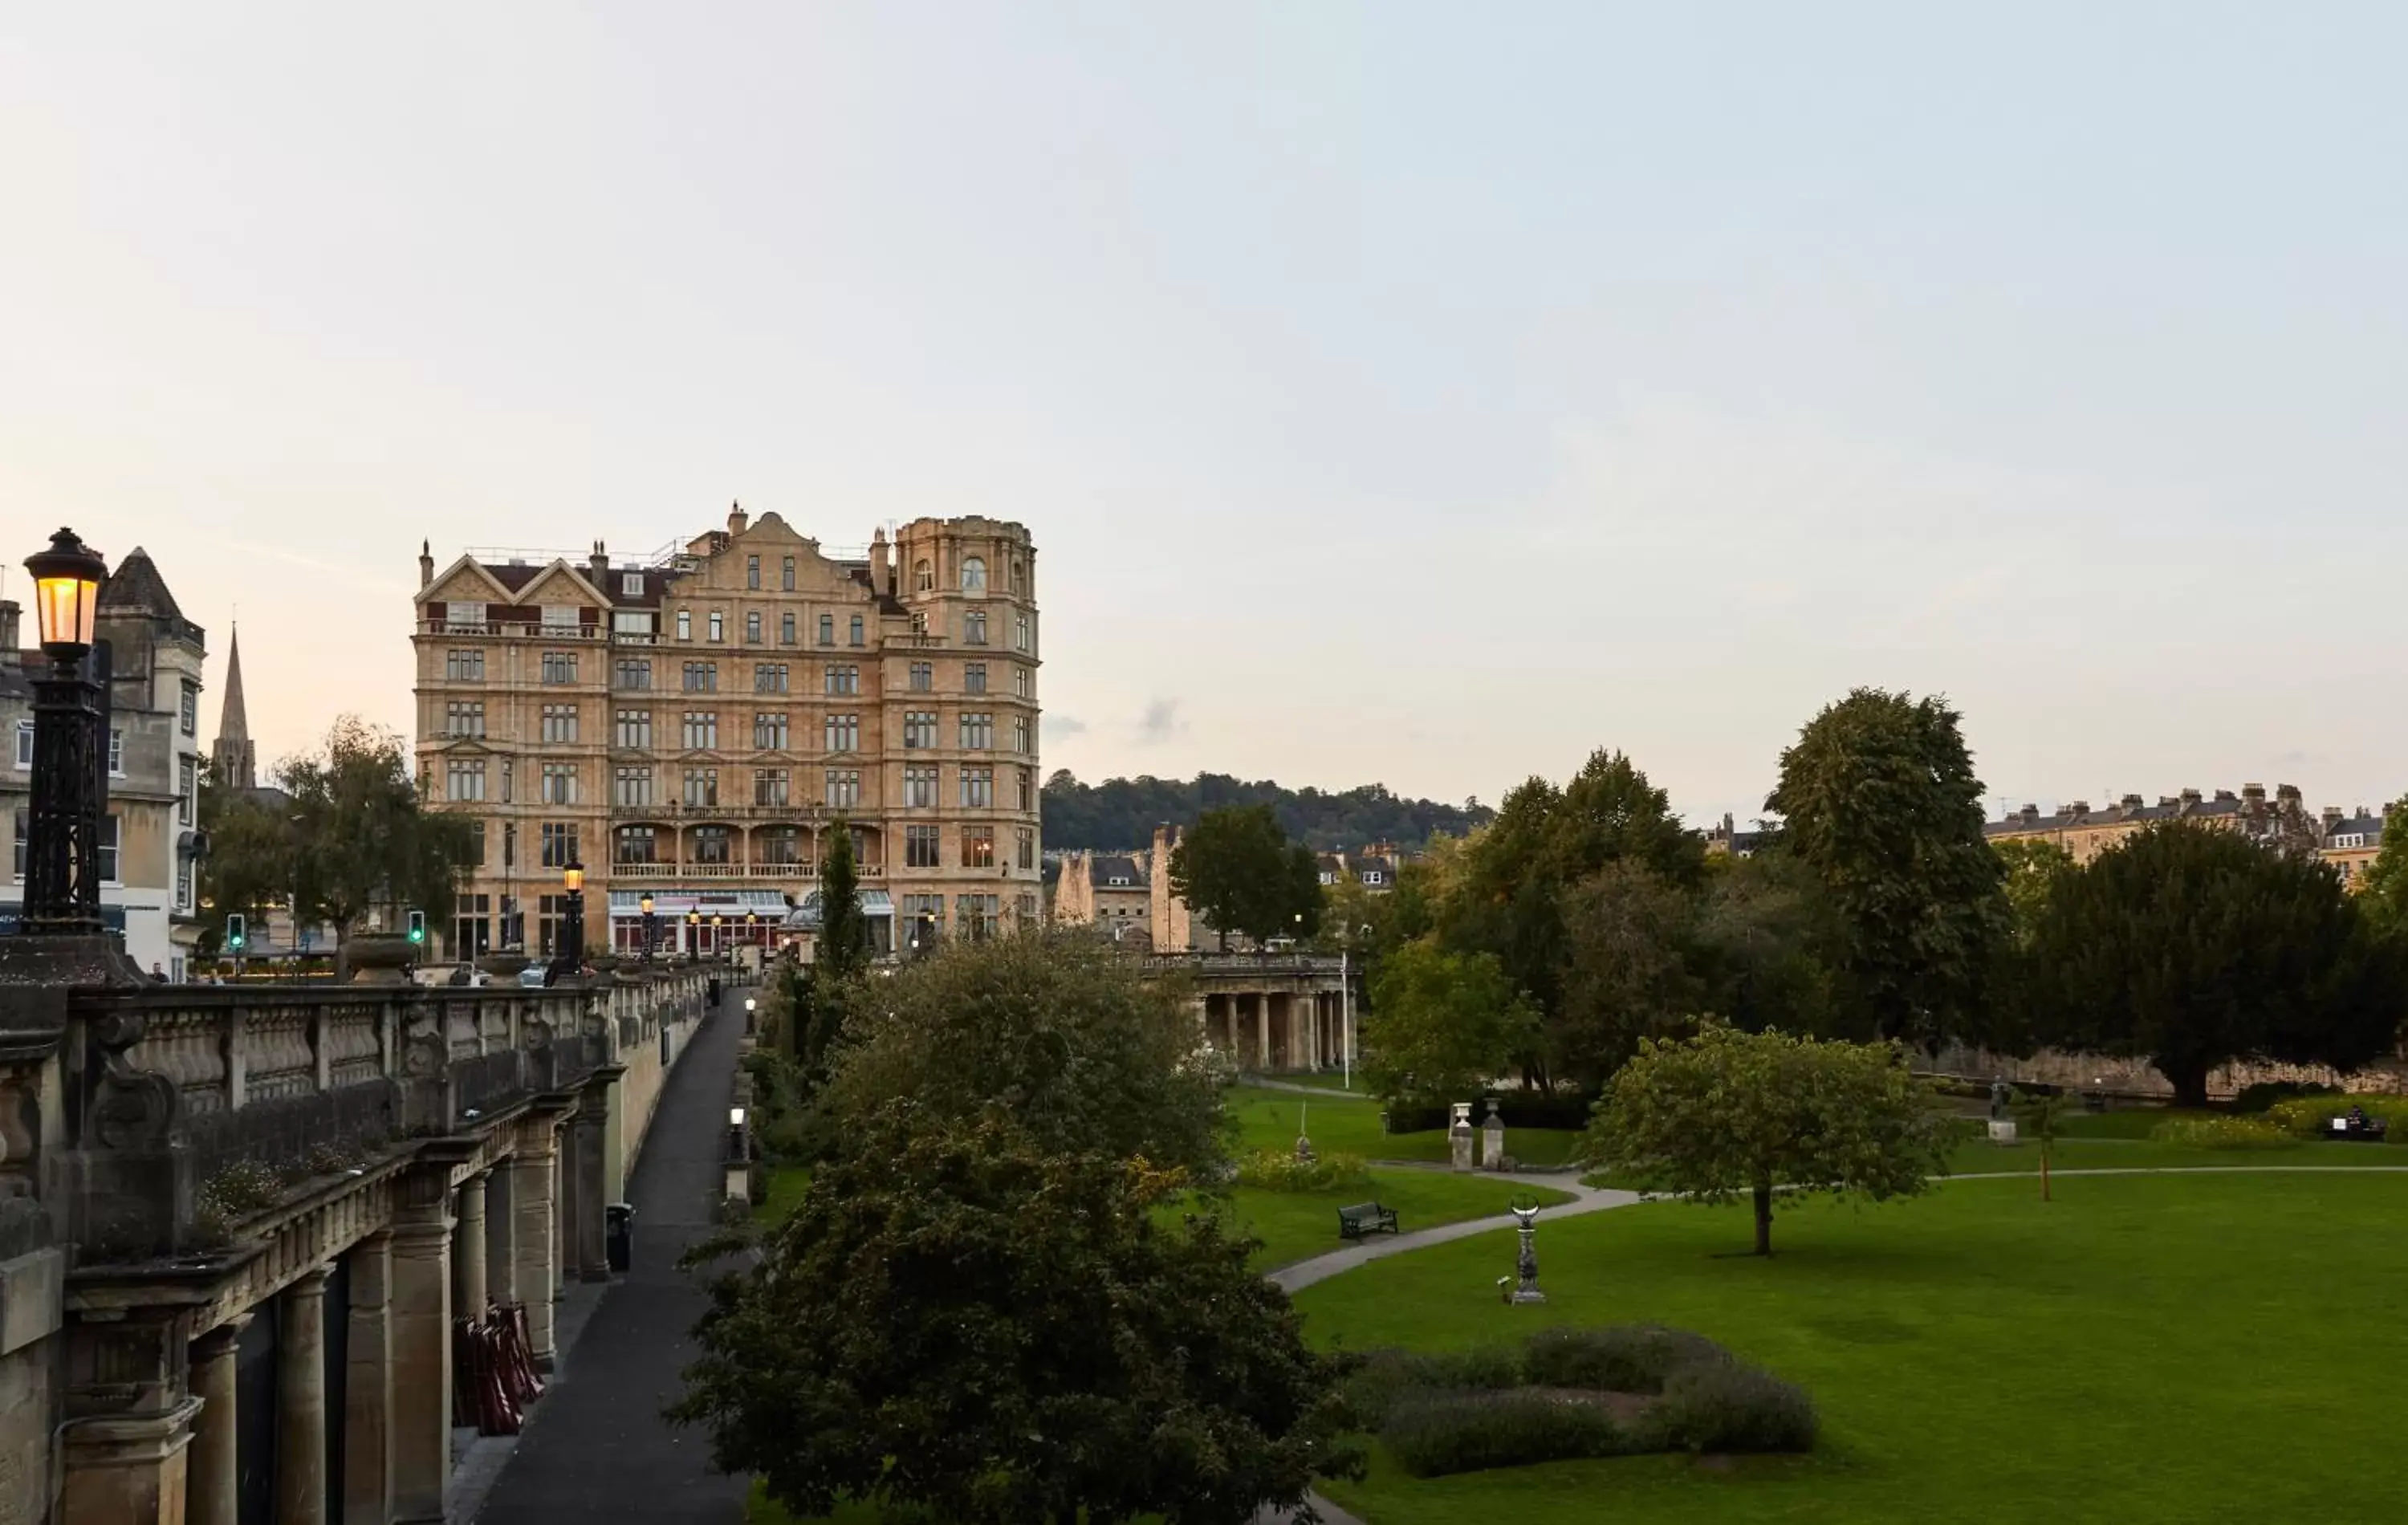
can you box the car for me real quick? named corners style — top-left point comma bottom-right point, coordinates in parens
top-left (517, 966), bottom-right (550, 989)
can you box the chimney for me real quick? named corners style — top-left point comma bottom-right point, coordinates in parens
top-left (2020, 803), bottom-right (2040, 824)
top-left (2323, 806), bottom-right (2345, 830)
top-left (2276, 783), bottom-right (2301, 807)
top-left (728, 499), bottom-right (748, 535)
top-left (2243, 783), bottom-right (2267, 814)
top-left (2120, 793), bottom-right (2143, 815)
top-left (418, 539), bottom-right (434, 589)
top-left (0, 599), bottom-right (17, 654)
top-left (871, 527), bottom-right (892, 597)
top-left (2068, 800), bottom-right (2090, 816)
top-left (2179, 787), bottom-right (2203, 811)
top-left (588, 539), bottom-right (610, 593)
top-left (2215, 789), bottom-right (2236, 803)
top-left (2158, 796), bottom-right (2178, 808)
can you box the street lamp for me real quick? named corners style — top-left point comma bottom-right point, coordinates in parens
top-left (18, 527), bottom-right (111, 937)
top-left (640, 893), bottom-right (657, 964)
top-left (561, 858), bottom-right (586, 970)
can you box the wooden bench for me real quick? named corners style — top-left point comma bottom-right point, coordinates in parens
top-left (1336, 1202), bottom-right (1400, 1241)
top-left (2326, 1108), bottom-right (2390, 1143)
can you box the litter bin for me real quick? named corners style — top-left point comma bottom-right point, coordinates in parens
top-left (605, 1202), bottom-right (635, 1272)
top-left (707, 977), bottom-right (722, 1008)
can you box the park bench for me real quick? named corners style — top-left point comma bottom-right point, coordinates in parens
top-left (1336, 1202), bottom-right (1400, 1240)
top-left (2325, 1108), bottom-right (2390, 1143)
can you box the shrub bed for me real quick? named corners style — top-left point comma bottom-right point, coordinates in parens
top-left (2152, 1116), bottom-right (2300, 1150)
top-left (1383, 1095), bottom-right (1599, 1134)
top-left (1348, 1324), bottom-right (1814, 1478)
top-left (2266, 1094), bottom-right (2400, 1141)
top-left (1231, 1148), bottom-right (1371, 1192)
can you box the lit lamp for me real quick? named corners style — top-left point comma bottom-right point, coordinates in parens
top-left (561, 858), bottom-right (586, 970)
top-left (18, 527), bottom-right (112, 939)
top-left (640, 892), bottom-right (657, 963)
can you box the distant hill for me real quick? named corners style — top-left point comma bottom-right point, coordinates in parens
top-left (1042, 770), bottom-right (1493, 852)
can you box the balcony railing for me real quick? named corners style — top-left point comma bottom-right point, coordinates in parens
top-left (609, 860), bottom-right (885, 880)
top-left (608, 802), bottom-right (847, 822)
top-left (417, 620), bottom-right (607, 640)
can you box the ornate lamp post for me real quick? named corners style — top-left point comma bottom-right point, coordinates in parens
top-left (640, 892), bottom-right (657, 964)
top-left (561, 858), bottom-right (586, 970)
top-left (18, 528), bottom-right (110, 939)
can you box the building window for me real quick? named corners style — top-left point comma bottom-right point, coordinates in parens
top-left (1013, 665), bottom-right (1032, 700)
top-left (824, 664), bottom-right (858, 695)
top-left (1018, 827), bottom-right (1035, 870)
top-left (961, 825), bottom-right (995, 869)
top-left (447, 760), bottom-right (487, 802)
top-left (708, 611), bottom-right (725, 643)
top-left (754, 712), bottom-right (788, 750)
top-left (962, 556), bottom-right (986, 593)
top-left (615, 657), bottom-right (653, 690)
top-left (452, 893), bottom-right (492, 959)
top-left (542, 604), bottom-right (579, 631)
top-left (542, 703), bottom-right (580, 743)
top-left (684, 767), bottom-right (719, 807)
top-left (1011, 559), bottom-right (1024, 592)
top-left (445, 701), bottom-right (486, 738)
top-left (693, 824), bottom-right (732, 864)
top-left (466, 819), bottom-right (486, 868)
top-left (615, 766), bottom-right (654, 806)
top-left (904, 711), bottom-right (937, 750)
top-left (745, 610), bottom-right (762, 644)
top-left (759, 826), bottom-right (802, 866)
top-left (818, 613), bottom-right (834, 645)
top-left (1362, 872), bottom-right (1385, 887)
top-left (826, 768), bottom-right (861, 809)
top-left (1014, 612), bottom-right (1031, 653)
top-left (180, 679), bottom-right (198, 736)
top-left (910, 661), bottom-right (933, 692)
top-left (10, 721), bottom-right (27, 771)
top-left (541, 762), bottom-right (579, 805)
top-left (782, 555), bottom-right (796, 591)
top-left (683, 661), bottom-right (718, 693)
top-left (1012, 715), bottom-right (1031, 754)
top-left (622, 571), bottom-right (645, 596)
top-left (825, 714), bottom-right (860, 752)
top-left (615, 825), bottom-right (657, 864)
top-left (960, 713), bottom-right (993, 750)
top-left (905, 765), bottom-right (938, 808)
top-left (1018, 767), bottom-right (1033, 811)
top-left (964, 610), bottom-right (987, 646)
top-left (682, 711), bottom-right (718, 750)
top-left (96, 815), bottom-right (120, 885)
top-left (780, 612), bottom-right (796, 645)
top-left (615, 708), bottom-right (653, 748)
top-left (611, 610), bottom-right (653, 636)
top-left (449, 601), bottom-right (488, 631)
top-left (446, 649), bottom-right (486, 682)
top-left (957, 893), bottom-right (999, 939)
top-left (962, 766), bottom-right (994, 808)
top-left (755, 768), bottom-right (790, 807)
top-left (541, 652), bottom-right (578, 685)
top-left (181, 755), bottom-right (197, 826)
top-left (965, 662), bottom-right (987, 693)
top-left (540, 821), bottom-right (580, 867)
top-left (756, 663), bottom-right (791, 694)
top-left (676, 610), bottom-right (692, 641)
top-left (914, 559), bottom-right (934, 592)
top-left (537, 894), bottom-right (570, 958)
top-left (746, 555), bottom-right (761, 590)
top-left (905, 824), bottom-right (941, 868)
top-left (848, 614), bottom-right (864, 647)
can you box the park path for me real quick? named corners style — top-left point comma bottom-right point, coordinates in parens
top-left (468, 995), bottom-right (751, 1525)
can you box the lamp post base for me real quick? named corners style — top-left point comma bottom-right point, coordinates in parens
top-left (0, 933), bottom-right (145, 990)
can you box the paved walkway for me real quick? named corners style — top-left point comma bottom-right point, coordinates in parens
top-left (470, 998), bottom-right (750, 1524)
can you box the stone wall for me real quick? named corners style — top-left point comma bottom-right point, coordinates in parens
top-left (1929, 1042), bottom-right (2408, 1100)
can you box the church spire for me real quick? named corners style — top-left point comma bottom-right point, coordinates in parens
top-left (211, 623), bottom-right (257, 791)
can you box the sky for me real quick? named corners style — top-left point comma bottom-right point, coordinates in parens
top-left (6, 5), bottom-right (2406, 831)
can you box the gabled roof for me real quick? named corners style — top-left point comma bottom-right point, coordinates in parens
top-left (97, 547), bottom-right (186, 621)
top-left (1088, 855), bottom-right (1144, 888)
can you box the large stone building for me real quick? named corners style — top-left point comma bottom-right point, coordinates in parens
top-left (1051, 849), bottom-right (1153, 942)
top-left (1982, 783), bottom-right (2395, 884)
top-left (2, 548), bottom-right (209, 976)
top-left (413, 504), bottom-right (1043, 961)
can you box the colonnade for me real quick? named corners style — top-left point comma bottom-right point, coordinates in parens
top-left (1199, 989), bottom-right (1352, 1072)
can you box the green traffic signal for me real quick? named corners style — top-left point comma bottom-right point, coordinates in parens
top-left (406, 909), bottom-right (426, 946)
top-left (226, 913), bottom-right (246, 951)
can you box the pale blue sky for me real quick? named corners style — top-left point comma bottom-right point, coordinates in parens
top-left (6, 5), bottom-right (2405, 828)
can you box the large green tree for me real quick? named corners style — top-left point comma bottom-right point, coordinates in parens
top-left (1764, 688), bottom-right (2006, 1048)
top-left (1583, 1025), bottom-right (1951, 1255)
top-left (283, 716), bottom-right (478, 950)
top-left (1362, 941), bottom-right (1540, 1106)
top-left (811, 930), bottom-right (1230, 1176)
top-left (1169, 804), bottom-right (1323, 950)
top-left (676, 1112), bottom-right (1353, 1523)
top-left (197, 760), bottom-right (293, 936)
top-left (1553, 861), bottom-right (1705, 1090)
top-left (1689, 849), bottom-right (1844, 1039)
top-left (2026, 822), bottom-right (2405, 1107)
top-left (2353, 801), bottom-right (2408, 930)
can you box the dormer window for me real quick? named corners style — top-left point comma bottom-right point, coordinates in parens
top-left (1107, 875), bottom-right (1132, 887)
top-left (1362, 872), bottom-right (1385, 886)
top-left (962, 556), bottom-right (987, 593)
top-left (621, 572), bottom-right (643, 596)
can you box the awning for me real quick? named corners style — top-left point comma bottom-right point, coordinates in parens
top-left (784, 889), bottom-right (895, 929)
top-left (606, 888), bottom-right (789, 918)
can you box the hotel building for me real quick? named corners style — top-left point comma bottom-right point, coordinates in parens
top-left (412, 504), bottom-right (1041, 959)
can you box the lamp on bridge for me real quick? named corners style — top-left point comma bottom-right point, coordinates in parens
top-left (640, 893), bottom-right (657, 963)
top-left (18, 528), bottom-right (111, 941)
top-left (561, 858), bottom-right (586, 970)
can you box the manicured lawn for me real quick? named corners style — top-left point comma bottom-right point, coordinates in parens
top-left (1171, 1169), bottom-right (1576, 1270)
top-left (1226, 1086), bottom-right (1584, 1170)
top-left (1296, 1169), bottom-right (2408, 1523)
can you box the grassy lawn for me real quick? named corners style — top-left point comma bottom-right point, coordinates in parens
top-left (755, 1164), bottom-right (811, 1224)
top-left (1226, 1086), bottom-right (1584, 1170)
top-left (1297, 1169), bottom-right (2408, 1523)
top-left (1170, 1169), bottom-right (1576, 1270)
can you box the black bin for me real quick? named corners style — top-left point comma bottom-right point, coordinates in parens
top-left (605, 1202), bottom-right (635, 1272)
top-left (707, 977), bottom-right (722, 1007)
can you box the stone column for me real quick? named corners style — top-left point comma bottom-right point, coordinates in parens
top-left (485, 1161), bottom-right (518, 1307)
top-left (389, 1158), bottom-right (460, 1525)
top-left (455, 1171), bottom-right (490, 1317)
top-left (577, 1070), bottom-right (622, 1280)
top-left (187, 1316), bottom-right (249, 1525)
top-left (554, 1120), bottom-right (576, 1295)
top-left (344, 1230), bottom-right (394, 1525)
top-left (276, 1267), bottom-right (332, 1525)
top-left (513, 1115), bottom-right (566, 1365)
top-left (1255, 994), bottom-right (1271, 1072)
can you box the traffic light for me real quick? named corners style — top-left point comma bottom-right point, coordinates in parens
top-left (225, 913), bottom-right (246, 952)
top-left (406, 909), bottom-right (427, 946)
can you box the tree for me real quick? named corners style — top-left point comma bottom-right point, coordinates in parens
top-left (1765, 688), bottom-right (2006, 1048)
top-left (2353, 801), bottom-right (2408, 930)
top-left (2013, 1085), bottom-right (2073, 1202)
top-left (816, 821), bottom-right (869, 979)
top-left (1362, 941), bottom-right (1539, 1107)
top-left (1993, 837), bottom-right (2076, 948)
top-left (1040, 767), bottom-right (1491, 852)
top-left (281, 717), bottom-right (477, 950)
top-left (2026, 823), bottom-right (2406, 1108)
top-left (1554, 861), bottom-right (1704, 1091)
top-left (1169, 804), bottom-right (1322, 950)
top-left (1689, 850), bottom-right (1844, 1039)
top-left (676, 1112), bottom-right (1354, 1523)
top-left (1583, 1026), bottom-right (1951, 1255)
top-left (197, 760), bottom-right (293, 934)
top-left (811, 931), bottom-right (1230, 1176)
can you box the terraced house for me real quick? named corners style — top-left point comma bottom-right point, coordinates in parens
top-left (413, 504), bottom-right (1042, 960)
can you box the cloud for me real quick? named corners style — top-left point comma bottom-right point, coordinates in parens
top-left (1044, 713), bottom-right (1090, 738)
top-left (1136, 697), bottom-right (1186, 744)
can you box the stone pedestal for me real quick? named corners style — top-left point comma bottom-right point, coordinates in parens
top-left (59, 1398), bottom-right (203, 1525)
top-left (276, 1267), bottom-right (332, 1525)
top-left (61, 1309), bottom-right (202, 1525)
top-left (1480, 1103), bottom-right (1507, 1169)
top-left (511, 1120), bottom-right (563, 1366)
top-left (575, 1072), bottom-right (620, 1282)
top-left (1449, 1101), bottom-right (1475, 1172)
top-left (344, 1231), bottom-right (394, 1525)
top-left (186, 1316), bottom-right (248, 1525)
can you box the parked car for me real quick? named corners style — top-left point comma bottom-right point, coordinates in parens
top-left (411, 963), bottom-right (491, 988)
top-left (517, 965), bottom-right (550, 989)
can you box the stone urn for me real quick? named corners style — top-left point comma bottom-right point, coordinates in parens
top-left (477, 952), bottom-right (531, 979)
top-left (345, 934), bottom-right (419, 986)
